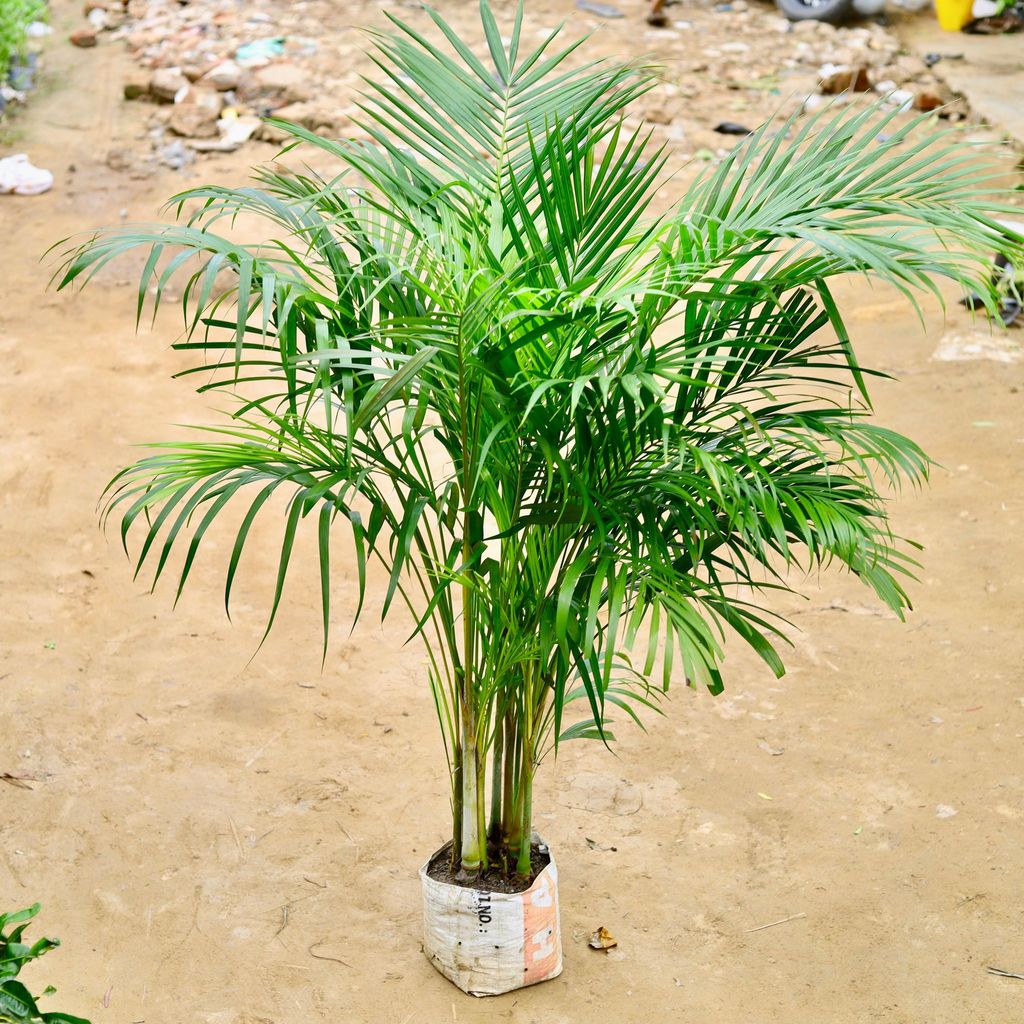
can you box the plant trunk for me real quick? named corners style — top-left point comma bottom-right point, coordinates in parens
top-left (505, 721), bottom-right (524, 860)
top-left (516, 730), bottom-right (534, 877)
top-left (451, 741), bottom-right (463, 872)
top-left (459, 702), bottom-right (486, 872)
top-left (501, 711), bottom-right (516, 845)
top-left (488, 717), bottom-right (503, 844)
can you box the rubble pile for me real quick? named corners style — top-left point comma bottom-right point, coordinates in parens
top-left (66, 0), bottom-right (972, 172)
top-left (786, 18), bottom-right (966, 116)
top-left (68, 0), bottom-right (368, 170)
top-left (638, 4), bottom-right (967, 137)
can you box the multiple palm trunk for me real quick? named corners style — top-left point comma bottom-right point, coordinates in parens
top-left (453, 674), bottom-right (540, 879)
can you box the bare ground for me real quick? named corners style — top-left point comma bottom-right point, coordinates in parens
top-left (2, 2), bottom-right (1023, 1022)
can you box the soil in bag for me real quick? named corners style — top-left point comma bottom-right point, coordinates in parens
top-left (426, 841), bottom-right (551, 894)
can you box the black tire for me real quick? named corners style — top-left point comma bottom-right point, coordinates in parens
top-left (775, 0), bottom-right (855, 22)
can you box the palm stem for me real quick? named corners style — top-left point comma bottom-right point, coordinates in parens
top-left (516, 735), bottom-right (534, 877)
top-left (502, 710), bottom-right (518, 847)
top-left (488, 713), bottom-right (504, 843)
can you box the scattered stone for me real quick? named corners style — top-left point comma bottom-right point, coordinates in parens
top-left (714, 121), bottom-right (753, 135)
top-left (181, 63), bottom-right (212, 83)
top-left (937, 96), bottom-right (969, 120)
top-left (101, 0), bottom-right (980, 163)
top-left (70, 28), bottom-right (99, 48)
top-left (818, 64), bottom-right (872, 94)
top-left (150, 67), bottom-right (189, 102)
top-left (168, 86), bottom-right (223, 138)
top-left (267, 100), bottom-right (313, 124)
top-left (895, 55), bottom-right (929, 83)
top-left (122, 71), bottom-right (150, 100)
top-left (201, 60), bottom-right (243, 92)
top-left (255, 120), bottom-right (289, 144)
top-left (644, 105), bottom-right (673, 125)
top-left (247, 62), bottom-right (310, 104)
top-left (157, 139), bottom-right (193, 171)
top-left (913, 83), bottom-right (953, 112)
top-left (105, 148), bottom-right (133, 171)
top-left (87, 7), bottom-right (110, 30)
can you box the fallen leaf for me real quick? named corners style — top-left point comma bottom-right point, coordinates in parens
top-left (0, 773), bottom-right (33, 790)
top-left (757, 792), bottom-right (773, 801)
top-left (589, 926), bottom-right (617, 951)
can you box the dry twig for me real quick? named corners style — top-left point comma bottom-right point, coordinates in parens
top-left (308, 941), bottom-right (352, 968)
top-left (987, 967), bottom-right (1024, 981)
top-left (745, 912), bottom-right (807, 933)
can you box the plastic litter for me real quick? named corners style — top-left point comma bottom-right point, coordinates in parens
top-left (188, 115), bottom-right (261, 152)
top-left (0, 154), bottom-right (54, 196)
top-left (8, 54), bottom-right (38, 92)
top-left (420, 847), bottom-right (562, 996)
top-left (575, 0), bottom-right (625, 16)
top-left (235, 37), bottom-right (286, 67)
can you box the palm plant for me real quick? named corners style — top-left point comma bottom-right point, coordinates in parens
top-left (55, 1), bottom-right (1021, 886)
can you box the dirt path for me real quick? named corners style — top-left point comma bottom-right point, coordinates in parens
top-left (2, 3), bottom-right (1023, 1023)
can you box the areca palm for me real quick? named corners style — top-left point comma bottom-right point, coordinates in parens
top-left (56, 1), bottom-right (1021, 882)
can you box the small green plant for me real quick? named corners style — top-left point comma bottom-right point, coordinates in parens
top-left (0, 0), bottom-right (46, 82)
top-left (0, 905), bottom-right (90, 1024)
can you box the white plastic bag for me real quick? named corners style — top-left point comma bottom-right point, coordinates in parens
top-left (0, 154), bottom-right (53, 196)
top-left (420, 846), bottom-right (562, 996)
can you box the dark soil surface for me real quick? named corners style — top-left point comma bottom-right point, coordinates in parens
top-left (426, 841), bottom-right (551, 894)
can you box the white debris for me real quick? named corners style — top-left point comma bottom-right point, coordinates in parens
top-left (0, 154), bottom-right (54, 196)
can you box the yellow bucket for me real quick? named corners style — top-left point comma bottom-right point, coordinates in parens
top-left (935, 0), bottom-right (974, 30)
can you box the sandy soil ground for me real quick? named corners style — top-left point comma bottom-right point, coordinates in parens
top-left (2, 2), bottom-right (1023, 1022)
